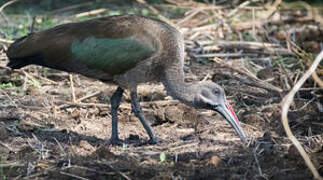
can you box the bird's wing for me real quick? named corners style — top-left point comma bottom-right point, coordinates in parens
top-left (70, 36), bottom-right (156, 75)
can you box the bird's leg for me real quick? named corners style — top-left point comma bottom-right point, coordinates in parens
top-left (69, 74), bottom-right (76, 103)
top-left (110, 87), bottom-right (124, 145)
top-left (130, 91), bottom-right (158, 144)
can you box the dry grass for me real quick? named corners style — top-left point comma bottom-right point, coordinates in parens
top-left (0, 0), bottom-right (322, 179)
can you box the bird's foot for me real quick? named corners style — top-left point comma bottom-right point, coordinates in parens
top-left (108, 138), bottom-right (124, 146)
top-left (139, 137), bottom-right (163, 146)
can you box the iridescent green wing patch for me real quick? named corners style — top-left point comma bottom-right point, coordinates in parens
top-left (71, 36), bottom-right (156, 75)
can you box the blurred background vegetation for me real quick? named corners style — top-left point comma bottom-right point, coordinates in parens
top-left (1, 0), bottom-right (322, 40)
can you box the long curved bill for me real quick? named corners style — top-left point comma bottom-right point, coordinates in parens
top-left (215, 100), bottom-right (247, 143)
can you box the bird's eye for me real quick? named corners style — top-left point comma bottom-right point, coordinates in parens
top-left (213, 89), bottom-right (219, 95)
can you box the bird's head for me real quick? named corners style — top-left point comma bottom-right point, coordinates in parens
top-left (193, 81), bottom-right (247, 143)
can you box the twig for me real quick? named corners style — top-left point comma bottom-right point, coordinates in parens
top-left (51, 2), bottom-right (94, 14)
top-left (187, 40), bottom-right (285, 48)
top-left (274, 57), bottom-right (294, 89)
top-left (195, 53), bottom-right (257, 58)
top-left (0, 38), bottom-right (13, 44)
top-left (74, 8), bottom-right (107, 18)
top-left (65, 165), bottom-right (118, 176)
top-left (286, 39), bottom-right (323, 87)
top-left (212, 57), bottom-right (283, 93)
top-left (176, 9), bottom-right (201, 26)
top-left (0, 141), bottom-right (18, 152)
top-left (263, 0), bottom-right (282, 19)
top-left (0, 66), bottom-right (45, 87)
top-left (312, 71), bottom-right (323, 87)
top-left (192, 24), bottom-right (218, 32)
top-left (195, 13), bottom-right (218, 27)
top-left (58, 91), bottom-right (101, 109)
top-left (60, 171), bottom-right (90, 180)
top-left (136, 0), bottom-right (175, 27)
top-left (36, 75), bottom-right (58, 85)
top-left (59, 101), bottom-right (109, 109)
top-left (58, 100), bottom-right (179, 109)
top-left (21, 70), bottom-right (35, 82)
top-left (252, 143), bottom-right (263, 176)
top-left (281, 50), bottom-right (323, 180)
top-left (69, 74), bottom-right (76, 103)
top-left (0, 0), bottom-right (19, 13)
top-left (227, 1), bottom-right (251, 17)
top-left (0, 162), bottom-right (24, 168)
top-left (97, 161), bottom-right (132, 180)
top-left (53, 137), bottom-right (66, 155)
top-left (77, 91), bottom-right (101, 102)
top-left (0, 88), bottom-right (18, 108)
top-left (290, 98), bottom-right (315, 112)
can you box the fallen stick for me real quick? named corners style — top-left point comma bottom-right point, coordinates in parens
top-left (0, 0), bottom-right (19, 13)
top-left (281, 50), bottom-right (323, 180)
top-left (195, 53), bottom-right (257, 58)
top-left (77, 91), bottom-right (101, 102)
top-left (51, 2), bottom-right (94, 14)
top-left (96, 161), bottom-right (132, 180)
top-left (0, 88), bottom-right (18, 107)
top-left (0, 65), bottom-right (57, 85)
top-left (136, 0), bottom-right (175, 27)
top-left (312, 71), bottom-right (323, 87)
top-left (176, 9), bottom-right (201, 26)
top-left (0, 38), bottom-right (13, 44)
top-left (212, 57), bottom-right (283, 93)
top-left (74, 8), bottom-right (107, 18)
top-left (186, 40), bottom-right (282, 48)
top-left (69, 74), bottom-right (76, 102)
top-left (227, 1), bottom-right (251, 17)
top-left (58, 100), bottom-right (179, 110)
top-left (60, 171), bottom-right (89, 180)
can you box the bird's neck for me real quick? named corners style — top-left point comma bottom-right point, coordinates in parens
top-left (162, 70), bottom-right (195, 107)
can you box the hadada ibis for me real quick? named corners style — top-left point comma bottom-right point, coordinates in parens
top-left (6, 15), bottom-right (247, 144)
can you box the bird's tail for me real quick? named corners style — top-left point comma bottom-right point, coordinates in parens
top-left (6, 33), bottom-right (42, 69)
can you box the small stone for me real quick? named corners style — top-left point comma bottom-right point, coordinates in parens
top-left (26, 85), bottom-right (40, 96)
top-left (207, 155), bottom-right (221, 166)
top-left (18, 119), bottom-right (35, 131)
top-left (95, 144), bottom-right (116, 160)
top-left (165, 106), bottom-right (183, 123)
top-left (79, 140), bottom-right (95, 151)
top-left (0, 126), bottom-right (9, 140)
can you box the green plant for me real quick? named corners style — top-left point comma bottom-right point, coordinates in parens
top-left (159, 152), bottom-right (166, 163)
top-left (0, 83), bottom-right (13, 89)
top-left (42, 68), bottom-right (49, 77)
top-left (121, 144), bottom-right (128, 151)
top-left (141, 8), bottom-right (149, 16)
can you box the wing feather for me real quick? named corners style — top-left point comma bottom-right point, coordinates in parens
top-left (71, 36), bottom-right (156, 75)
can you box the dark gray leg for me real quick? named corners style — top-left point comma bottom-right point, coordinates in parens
top-left (110, 87), bottom-right (124, 145)
top-left (130, 90), bottom-right (158, 144)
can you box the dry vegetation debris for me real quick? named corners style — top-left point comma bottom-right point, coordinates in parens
top-left (0, 0), bottom-right (323, 179)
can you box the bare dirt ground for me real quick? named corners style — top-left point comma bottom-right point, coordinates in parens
top-left (0, 0), bottom-right (323, 179)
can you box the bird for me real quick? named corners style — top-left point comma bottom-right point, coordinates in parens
top-left (6, 14), bottom-right (247, 145)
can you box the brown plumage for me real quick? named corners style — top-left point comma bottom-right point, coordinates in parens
top-left (7, 15), bottom-right (247, 144)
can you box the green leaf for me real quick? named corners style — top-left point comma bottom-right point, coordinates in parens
top-left (141, 9), bottom-right (149, 16)
top-left (0, 82), bottom-right (13, 88)
top-left (160, 152), bottom-right (166, 162)
top-left (122, 144), bottom-right (127, 151)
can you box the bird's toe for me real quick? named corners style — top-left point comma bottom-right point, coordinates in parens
top-left (147, 137), bottom-right (164, 145)
top-left (109, 138), bottom-right (124, 146)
